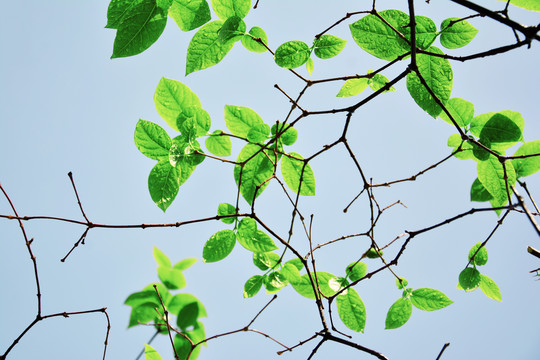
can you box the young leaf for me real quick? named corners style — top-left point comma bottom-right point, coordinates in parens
top-left (144, 344), bottom-right (163, 360)
top-left (406, 46), bottom-right (453, 118)
top-left (234, 144), bottom-right (274, 204)
top-left (439, 98), bottom-right (474, 127)
top-left (281, 152), bottom-right (316, 196)
top-left (135, 120), bottom-right (172, 160)
top-left (243, 275), bottom-right (264, 298)
top-left (224, 105), bottom-right (265, 138)
top-left (274, 41), bottom-right (310, 69)
top-left (253, 252), bottom-right (280, 270)
top-left (153, 246), bottom-right (172, 267)
top-left (202, 229), bottom-right (236, 262)
top-left (211, 0), bottom-right (251, 20)
top-left (479, 274), bottom-right (502, 301)
top-left (154, 78), bottom-right (202, 132)
top-left (157, 266), bottom-right (187, 289)
top-left (169, 0), bottom-right (211, 31)
top-left (148, 161), bottom-right (181, 211)
top-left (206, 130), bottom-right (232, 156)
top-left (468, 242), bottom-right (488, 266)
top-left (440, 17), bottom-right (479, 49)
top-left (264, 271), bottom-right (288, 293)
top-left (458, 267), bottom-right (481, 291)
top-left (336, 78), bottom-right (369, 97)
top-left (218, 16), bottom-right (246, 43)
top-left (477, 155), bottom-right (516, 208)
top-left (186, 20), bottom-right (235, 75)
top-left (241, 26), bottom-right (268, 53)
top-left (111, 0), bottom-right (168, 58)
top-left (511, 141), bottom-right (540, 178)
top-left (470, 178), bottom-right (494, 202)
top-left (410, 288), bottom-right (453, 311)
top-left (345, 261), bottom-right (367, 282)
top-left (173, 258), bottom-right (197, 271)
top-left (217, 202), bottom-right (237, 224)
top-left (313, 34), bottom-right (347, 59)
top-left (385, 297), bottom-right (413, 329)
top-left (336, 288), bottom-right (366, 333)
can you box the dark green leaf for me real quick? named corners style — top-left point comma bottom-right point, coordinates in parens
top-left (468, 242), bottom-right (488, 266)
top-left (218, 16), bottom-right (246, 43)
top-left (217, 202), bottom-right (237, 224)
top-left (169, 0), bottom-right (211, 31)
top-left (336, 78), bottom-right (369, 97)
top-left (206, 130), bottom-right (232, 156)
top-left (458, 267), bottom-right (481, 291)
top-left (512, 141), bottom-right (540, 178)
top-left (470, 178), bottom-right (494, 202)
top-left (313, 34), bottom-right (347, 59)
top-left (385, 297), bottom-right (413, 329)
top-left (241, 26), bottom-right (269, 53)
top-left (202, 229), bottom-right (236, 262)
top-left (440, 17), bottom-right (479, 49)
top-left (336, 288), bottom-right (366, 333)
top-left (173, 258), bottom-right (197, 271)
top-left (253, 252), bottom-right (280, 270)
top-left (148, 161), bottom-right (180, 211)
top-left (410, 288), bottom-right (453, 311)
top-left (154, 77), bottom-right (202, 131)
top-left (479, 274), bottom-right (502, 301)
top-left (281, 152), bottom-right (316, 196)
top-left (158, 266), bottom-right (186, 289)
top-left (135, 120), bottom-right (172, 160)
top-left (439, 98), bottom-right (474, 127)
top-left (234, 143), bottom-right (274, 204)
top-left (153, 246), bottom-right (172, 267)
top-left (243, 275), bottom-right (264, 298)
top-left (224, 105), bottom-right (265, 138)
top-left (174, 322), bottom-right (205, 360)
top-left (211, 0), bottom-right (251, 19)
top-left (274, 41), bottom-right (310, 69)
top-left (345, 261), bottom-right (367, 282)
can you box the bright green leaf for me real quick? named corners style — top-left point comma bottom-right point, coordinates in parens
top-left (469, 242), bottom-right (488, 266)
top-left (412, 15), bottom-right (437, 49)
top-left (241, 26), bottom-right (268, 53)
top-left (448, 134), bottom-right (475, 160)
top-left (169, 136), bottom-right (205, 168)
top-left (169, 0), bottom-right (211, 31)
top-left (158, 266), bottom-right (187, 289)
top-left (479, 113), bottom-right (522, 149)
top-left (336, 78), bottom-right (369, 97)
top-left (285, 258), bottom-right (304, 271)
top-left (271, 122), bottom-right (298, 146)
top-left (281, 152), bottom-right (316, 196)
top-left (396, 277), bottom-right (408, 289)
top-left (168, 293), bottom-right (207, 318)
top-left (336, 288), bottom-right (366, 333)
top-left (288, 271), bottom-right (339, 299)
top-left (274, 41), bottom-right (310, 69)
top-left (313, 34), bottom-right (347, 59)
top-left (512, 141), bottom-right (540, 177)
top-left (410, 288), bottom-right (453, 311)
top-left (148, 161), bottom-right (180, 211)
top-left (154, 78), bottom-right (202, 131)
top-left (440, 17), bottom-right (479, 49)
top-left (153, 247), bottom-right (172, 267)
top-left (458, 267), bottom-right (481, 291)
top-left (479, 274), bottom-right (502, 301)
top-left (471, 111), bottom-right (525, 144)
top-left (243, 275), bottom-right (264, 298)
top-left (206, 130), bottom-right (232, 156)
top-left (385, 297), bottom-right (413, 329)
top-left (306, 57), bottom-right (314, 75)
top-left (202, 229), bottom-right (236, 262)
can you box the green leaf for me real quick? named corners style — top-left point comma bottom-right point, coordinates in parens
top-left (440, 17), bottom-right (479, 49)
top-left (243, 275), bottom-right (264, 298)
top-left (224, 105), bottom-right (265, 138)
top-left (247, 123), bottom-right (271, 143)
top-left (470, 178), bottom-right (494, 202)
top-left (144, 344), bottom-right (163, 360)
top-left (336, 287), bottom-right (366, 333)
top-left (458, 267), bottom-right (481, 291)
top-left (271, 122), bottom-right (298, 146)
top-left (264, 271), bottom-right (288, 293)
top-left (313, 35), bottom-right (347, 59)
top-left (158, 266), bottom-right (187, 289)
top-left (406, 46), bottom-right (453, 118)
top-left (336, 78), bottom-right (369, 97)
top-left (153, 246), bottom-right (171, 267)
top-left (349, 9), bottom-right (410, 61)
top-left (345, 261), bottom-right (367, 282)
top-left (512, 141), bottom-right (540, 177)
top-left (439, 98), bottom-right (474, 127)
top-left (238, 229), bottom-right (278, 253)
top-left (206, 130), bottom-right (232, 156)
top-left (217, 202), bottom-right (237, 224)
top-left (448, 134), bottom-right (475, 160)
top-left (234, 143), bottom-right (274, 204)
top-left (111, 0), bottom-right (168, 58)
top-left (202, 229), bottom-right (236, 262)
top-left (135, 120), bottom-right (172, 160)
top-left (368, 72), bottom-right (396, 92)
top-left (168, 293), bottom-right (207, 318)
top-left (499, 0), bottom-right (540, 11)
top-left (169, 136), bottom-right (205, 167)
top-left (218, 16), bottom-right (246, 43)
top-left (396, 277), bottom-right (408, 290)
top-left (479, 113), bottom-right (522, 150)
top-left (385, 297), bottom-right (413, 329)
top-left (241, 26), bottom-right (268, 53)
top-left (154, 78), bottom-right (202, 132)
top-left (211, 0), bottom-right (251, 19)
top-left (106, 0), bottom-right (142, 29)
top-left (148, 161), bottom-right (180, 211)
top-left (173, 258), bottom-right (197, 270)
top-left (477, 155), bottom-right (516, 208)
top-left (479, 274), bottom-right (502, 301)
top-left (281, 152), bottom-right (316, 196)
top-left (306, 57), bottom-right (314, 75)
top-left (468, 242), bottom-right (489, 266)
top-left (410, 288), bottom-right (453, 311)
top-left (253, 252), bottom-right (280, 271)
top-left (169, 0), bottom-right (211, 31)
top-left (186, 20), bottom-right (235, 75)
top-left (274, 41), bottom-right (310, 69)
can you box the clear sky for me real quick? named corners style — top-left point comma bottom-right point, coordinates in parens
top-left (1, 1), bottom-right (539, 359)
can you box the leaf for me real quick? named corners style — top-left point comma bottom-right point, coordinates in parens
top-left (169, 0), bottom-right (211, 31)
top-left (224, 105), bottom-right (265, 138)
top-left (154, 78), bottom-right (202, 132)
top-left (336, 78), bottom-right (369, 97)
top-left (153, 247), bottom-right (172, 267)
top-left (368, 72), bottom-right (396, 92)
top-left (111, 0), bottom-right (168, 58)
top-left (158, 266), bottom-right (187, 289)
top-left (211, 0), bottom-right (251, 19)
top-left (281, 152), bottom-right (316, 196)
top-left (264, 271), bottom-right (288, 293)
top-left (217, 202), bottom-right (237, 224)
top-left (247, 123), bottom-right (271, 143)
top-left (479, 274), bottom-right (502, 301)
top-left (243, 275), bottom-right (264, 298)
top-left (106, 0), bottom-right (142, 29)
top-left (234, 143), bottom-right (274, 204)
top-left (470, 178), bottom-right (494, 202)
top-left (148, 161), bottom-right (181, 211)
top-left (439, 98), bottom-right (474, 127)
top-left (218, 16), bottom-right (246, 43)
top-left (410, 288), bottom-right (453, 311)
top-left (512, 141), bottom-right (540, 177)
top-left (336, 288), bottom-right (366, 333)
top-left (479, 113), bottom-right (522, 150)
top-left (458, 267), bottom-right (481, 291)
top-left (468, 242), bottom-right (488, 266)
top-left (186, 20), bottom-right (235, 75)
top-left (173, 258), bottom-right (197, 270)
top-left (385, 297), bottom-right (413, 329)
top-left (313, 35), bottom-right (347, 59)
top-left (206, 130), bottom-right (232, 156)
top-left (499, 0), bottom-right (540, 11)
top-left (253, 251), bottom-right (280, 270)
top-left (440, 17), bottom-right (479, 49)
top-left (144, 344), bottom-right (163, 360)
top-left (135, 120), bottom-right (172, 160)
top-left (274, 41), bottom-right (310, 69)
top-left (202, 229), bottom-right (236, 262)
top-left (345, 261), bottom-right (367, 282)
top-left (349, 9), bottom-right (410, 61)
top-left (406, 46), bottom-right (453, 118)
top-left (477, 155), bottom-right (516, 208)
top-left (241, 26), bottom-right (268, 53)
top-left (306, 57), bottom-right (314, 75)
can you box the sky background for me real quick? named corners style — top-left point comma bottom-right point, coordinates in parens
top-left (1, 1), bottom-right (540, 359)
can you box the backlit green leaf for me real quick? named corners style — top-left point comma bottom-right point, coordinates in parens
top-left (135, 120), bottom-right (172, 160)
top-left (468, 242), bottom-right (488, 266)
top-left (176, 106), bottom-right (211, 140)
top-left (410, 288), bottom-right (453, 311)
top-left (243, 275), bottom-right (264, 298)
top-left (169, 0), bottom-right (211, 31)
top-left (274, 41), bottom-right (310, 69)
top-left (458, 267), bottom-right (481, 291)
top-left (345, 261), bottom-right (367, 282)
top-left (211, 0), bottom-right (251, 19)
top-left (336, 78), bottom-right (369, 97)
top-left (241, 26), bottom-right (268, 53)
top-left (511, 141), bottom-right (540, 177)
top-left (225, 105), bottom-right (265, 138)
top-left (148, 160), bottom-right (180, 211)
top-left (439, 98), bottom-right (474, 127)
top-left (288, 271), bottom-right (339, 299)
top-left (153, 246), bottom-right (172, 267)
top-left (313, 34), bottom-right (347, 59)
top-left (440, 17), bottom-right (479, 49)
top-left (412, 15), bottom-right (437, 49)
top-left (154, 78), bottom-right (202, 131)
top-left (158, 266), bottom-right (187, 289)
top-left (479, 274), bottom-right (502, 301)
top-left (217, 202), bottom-right (237, 224)
top-left (206, 130), bottom-right (232, 156)
top-left (202, 229), bottom-right (236, 262)
top-left (396, 277), bottom-right (408, 290)
top-left (281, 152), bottom-right (316, 196)
top-left (385, 297), bottom-right (412, 329)
top-left (144, 344), bottom-right (163, 360)
top-left (336, 288), bottom-right (366, 333)
top-left (234, 143), bottom-right (274, 204)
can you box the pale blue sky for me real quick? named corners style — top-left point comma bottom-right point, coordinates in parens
top-left (1, 1), bottom-right (539, 359)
